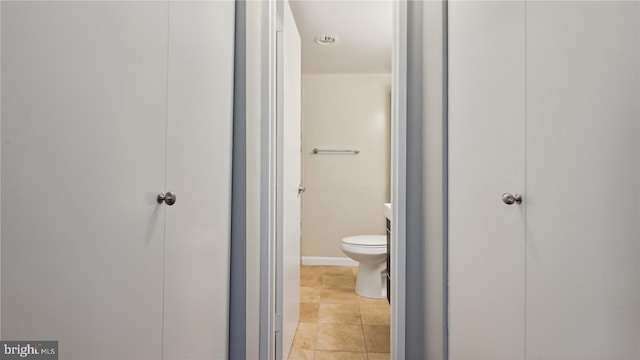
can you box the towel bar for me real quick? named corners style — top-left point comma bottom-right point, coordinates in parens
top-left (312, 148), bottom-right (360, 155)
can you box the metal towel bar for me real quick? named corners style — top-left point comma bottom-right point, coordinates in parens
top-left (312, 148), bottom-right (360, 155)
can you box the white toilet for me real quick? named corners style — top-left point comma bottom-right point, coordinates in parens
top-left (340, 235), bottom-right (387, 299)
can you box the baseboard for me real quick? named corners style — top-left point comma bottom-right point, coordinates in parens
top-left (301, 256), bottom-right (358, 267)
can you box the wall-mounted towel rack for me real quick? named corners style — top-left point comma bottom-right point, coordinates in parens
top-left (312, 148), bottom-right (360, 155)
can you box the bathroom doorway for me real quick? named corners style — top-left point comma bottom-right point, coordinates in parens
top-left (274, 1), bottom-right (403, 359)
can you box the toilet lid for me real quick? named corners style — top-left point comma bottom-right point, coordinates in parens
top-left (342, 235), bottom-right (386, 247)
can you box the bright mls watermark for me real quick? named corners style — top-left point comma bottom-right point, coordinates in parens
top-left (0, 342), bottom-right (57, 359)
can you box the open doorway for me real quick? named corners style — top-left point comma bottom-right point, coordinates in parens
top-left (274, 1), bottom-right (401, 359)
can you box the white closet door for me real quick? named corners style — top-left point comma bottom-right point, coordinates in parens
top-left (1, 2), bottom-right (168, 358)
top-left (450, 1), bottom-right (640, 359)
top-left (448, 2), bottom-right (526, 359)
top-left (162, 2), bottom-right (235, 359)
top-left (525, 2), bottom-right (640, 358)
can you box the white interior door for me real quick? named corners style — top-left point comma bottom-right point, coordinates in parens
top-left (1, 2), bottom-right (168, 358)
top-left (277, 1), bottom-right (302, 358)
top-left (163, 2), bottom-right (235, 359)
top-left (449, 1), bottom-right (640, 359)
top-left (448, 2), bottom-right (526, 358)
top-left (525, 2), bottom-right (639, 358)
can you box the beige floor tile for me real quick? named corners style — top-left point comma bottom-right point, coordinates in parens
top-left (318, 303), bottom-right (361, 324)
top-left (362, 325), bottom-right (390, 353)
top-left (359, 304), bottom-right (390, 325)
top-left (293, 265), bottom-right (391, 360)
top-left (314, 350), bottom-right (366, 360)
top-left (367, 353), bottom-right (390, 360)
top-left (356, 296), bottom-right (388, 306)
top-left (316, 324), bottom-right (365, 352)
top-left (322, 274), bottom-right (355, 289)
top-left (301, 265), bottom-right (324, 275)
top-left (300, 303), bottom-right (320, 323)
top-left (301, 267), bottom-right (323, 287)
top-left (288, 349), bottom-right (314, 360)
top-left (323, 266), bottom-right (356, 276)
top-left (292, 323), bottom-right (317, 350)
top-left (320, 288), bottom-right (359, 304)
top-left (300, 287), bottom-right (321, 303)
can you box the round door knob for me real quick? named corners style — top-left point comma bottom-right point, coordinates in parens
top-left (157, 191), bottom-right (177, 206)
top-left (502, 193), bottom-right (522, 205)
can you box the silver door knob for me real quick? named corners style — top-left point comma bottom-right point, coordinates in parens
top-left (157, 192), bottom-right (177, 206)
top-left (502, 193), bottom-right (522, 205)
top-left (298, 185), bottom-right (306, 196)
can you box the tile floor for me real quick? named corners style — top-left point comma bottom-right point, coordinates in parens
top-left (288, 266), bottom-right (390, 360)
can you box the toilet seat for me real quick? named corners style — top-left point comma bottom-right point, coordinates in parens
top-left (341, 235), bottom-right (386, 247)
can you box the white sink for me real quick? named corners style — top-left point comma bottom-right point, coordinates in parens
top-left (384, 203), bottom-right (392, 221)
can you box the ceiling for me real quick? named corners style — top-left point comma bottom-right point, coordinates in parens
top-left (288, 0), bottom-right (392, 74)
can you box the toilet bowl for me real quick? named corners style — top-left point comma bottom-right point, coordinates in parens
top-left (340, 235), bottom-right (387, 299)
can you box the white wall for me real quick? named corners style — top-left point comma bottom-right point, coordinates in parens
top-left (301, 74), bottom-right (391, 258)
